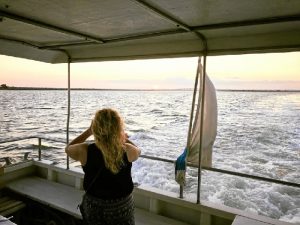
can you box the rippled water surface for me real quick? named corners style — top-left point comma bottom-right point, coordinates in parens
top-left (0, 90), bottom-right (299, 223)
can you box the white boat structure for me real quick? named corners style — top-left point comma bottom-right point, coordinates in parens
top-left (0, 1), bottom-right (300, 225)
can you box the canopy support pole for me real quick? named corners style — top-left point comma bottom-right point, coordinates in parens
top-left (179, 57), bottom-right (202, 198)
top-left (196, 54), bottom-right (207, 204)
top-left (196, 33), bottom-right (208, 204)
top-left (66, 58), bottom-right (71, 170)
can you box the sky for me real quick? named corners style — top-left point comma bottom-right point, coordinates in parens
top-left (1, 52), bottom-right (300, 90)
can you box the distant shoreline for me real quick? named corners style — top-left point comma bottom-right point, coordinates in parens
top-left (0, 87), bottom-right (192, 91)
top-left (0, 87), bottom-right (299, 92)
top-left (217, 89), bottom-right (300, 92)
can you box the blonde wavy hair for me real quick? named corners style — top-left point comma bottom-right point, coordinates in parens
top-left (91, 108), bottom-right (125, 174)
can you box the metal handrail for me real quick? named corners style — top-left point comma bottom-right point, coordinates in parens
top-left (0, 136), bottom-right (65, 162)
top-left (1, 136), bottom-right (299, 189)
top-left (140, 154), bottom-right (300, 189)
top-left (0, 136), bottom-right (65, 144)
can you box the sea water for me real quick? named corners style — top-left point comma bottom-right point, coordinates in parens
top-left (0, 90), bottom-right (299, 223)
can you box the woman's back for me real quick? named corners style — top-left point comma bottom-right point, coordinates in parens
top-left (83, 143), bottom-right (133, 200)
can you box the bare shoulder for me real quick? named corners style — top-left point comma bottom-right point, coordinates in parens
top-left (65, 143), bottom-right (89, 165)
top-left (124, 143), bottom-right (141, 162)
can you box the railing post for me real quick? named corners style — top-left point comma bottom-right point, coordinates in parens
top-left (179, 185), bottom-right (183, 198)
top-left (66, 58), bottom-right (71, 170)
top-left (23, 152), bottom-right (30, 160)
top-left (38, 137), bottom-right (42, 161)
top-left (197, 54), bottom-right (207, 204)
top-left (4, 157), bottom-right (11, 165)
top-left (180, 57), bottom-right (202, 199)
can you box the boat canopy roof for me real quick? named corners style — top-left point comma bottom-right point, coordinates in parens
top-left (0, 0), bottom-right (300, 63)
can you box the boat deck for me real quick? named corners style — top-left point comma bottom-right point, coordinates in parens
top-left (5, 176), bottom-right (189, 225)
top-left (1, 161), bottom-right (293, 225)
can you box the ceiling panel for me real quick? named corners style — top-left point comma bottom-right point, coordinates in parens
top-left (0, 18), bottom-right (83, 45)
top-left (0, 0), bottom-right (178, 39)
top-left (144, 0), bottom-right (300, 26)
top-left (0, 0), bottom-right (299, 63)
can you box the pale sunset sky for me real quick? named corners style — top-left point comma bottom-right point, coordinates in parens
top-left (1, 52), bottom-right (300, 90)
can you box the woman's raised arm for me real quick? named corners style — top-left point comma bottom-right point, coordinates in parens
top-left (65, 127), bottom-right (92, 164)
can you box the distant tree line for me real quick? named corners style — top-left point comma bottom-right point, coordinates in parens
top-left (1, 84), bottom-right (8, 89)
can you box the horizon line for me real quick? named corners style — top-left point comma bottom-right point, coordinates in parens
top-left (0, 86), bottom-right (300, 92)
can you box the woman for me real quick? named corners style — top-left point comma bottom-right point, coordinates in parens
top-left (65, 108), bottom-right (141, 225)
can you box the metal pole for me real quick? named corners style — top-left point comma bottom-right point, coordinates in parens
top-left (4, 157), bottom-right (11, 165)
top-left (38, 137), bottom-right (42, 161)
top-left (179, 57), bottom-right (202, 198)
top-left (66, 59), bottom-right (71, 169)
top-left (196, 55), bottom-right (207, 204)
top-left (186, 57), bottom-right (202, 148)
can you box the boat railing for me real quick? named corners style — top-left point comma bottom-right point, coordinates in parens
top-left (0, 136), bottom-right (65, 162)
top-left (1, 136), bottom-right (299, 199)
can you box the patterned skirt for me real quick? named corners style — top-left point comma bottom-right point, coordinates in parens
top-left (81, 193), bottom-right (135, 225)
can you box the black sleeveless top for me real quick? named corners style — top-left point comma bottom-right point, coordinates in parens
top-left (82, 143), bottom-right (133, 200)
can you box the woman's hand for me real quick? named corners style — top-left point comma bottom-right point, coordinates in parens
top-left (122, 132), bottom-right (128, 144)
